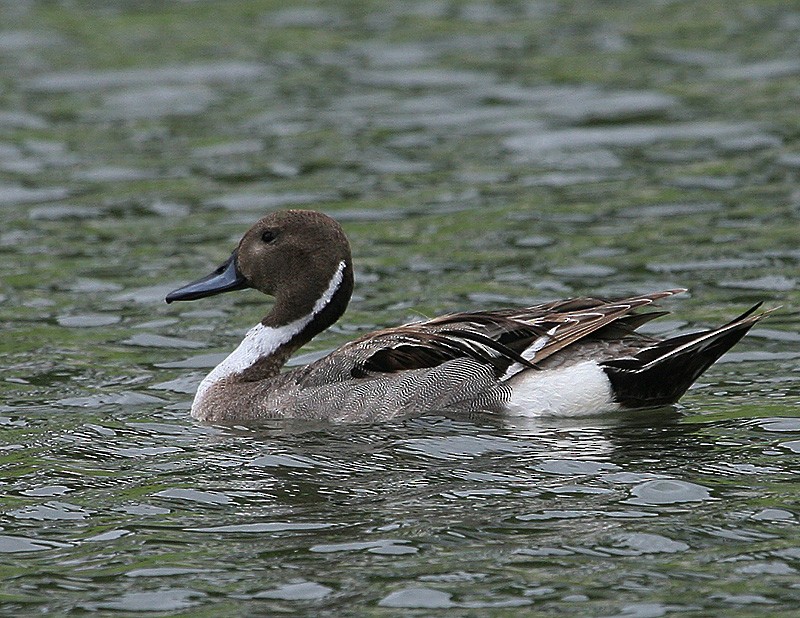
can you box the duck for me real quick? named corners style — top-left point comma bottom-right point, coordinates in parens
top-left (165, 209), bottom-right (768, 423)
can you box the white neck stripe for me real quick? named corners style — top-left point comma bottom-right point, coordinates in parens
top-left (311, 260), bottom-right (346, 315)
top-left (192, 260), bottom-right (346, 413)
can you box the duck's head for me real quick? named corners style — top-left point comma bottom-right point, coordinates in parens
top-left (166, 210), bottom-right (353, 329)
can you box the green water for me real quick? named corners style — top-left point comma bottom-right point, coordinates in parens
top-left (1, 1), bottom-right (799, 615)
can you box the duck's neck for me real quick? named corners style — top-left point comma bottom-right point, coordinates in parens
top-left (194, 260), bottom-right (352, 402)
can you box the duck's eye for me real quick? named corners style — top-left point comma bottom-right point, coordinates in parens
top-left (261, 229), bottom-right (278, 244)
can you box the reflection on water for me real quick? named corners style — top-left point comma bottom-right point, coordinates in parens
top-left (2, 406), bottom-right (799, 613)
top-left (1, 0), bottom-right (799, 614)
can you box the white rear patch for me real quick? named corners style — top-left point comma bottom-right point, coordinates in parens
top-left (192, 260), bottom-right (346, 418)
top-left (503, 361), bottom-right (618, 417)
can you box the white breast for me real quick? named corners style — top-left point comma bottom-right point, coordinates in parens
top-left (191, 260), bottom-right (346, 418)
top-left (503, 361), bottom-right (618, 417)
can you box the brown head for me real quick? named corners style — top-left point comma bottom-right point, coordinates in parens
top-left (167, 210), bottom-right (354, 336)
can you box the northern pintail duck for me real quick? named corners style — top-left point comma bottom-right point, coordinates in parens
top-left (166, 209), bottom-right (767, 423)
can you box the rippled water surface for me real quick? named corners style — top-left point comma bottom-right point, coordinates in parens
top-left (1, 1), bottom-right (799, 615)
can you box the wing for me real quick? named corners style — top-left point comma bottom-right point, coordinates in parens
top-left (504, 289), bottom-right (684, 367)
top-left (295, 289), bottom-right (686, 386)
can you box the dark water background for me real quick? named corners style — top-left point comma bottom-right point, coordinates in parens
top-left (1, 1), bottom-right (799, 615)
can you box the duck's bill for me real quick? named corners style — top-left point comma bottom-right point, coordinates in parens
top-left (165, 251), bottom-right (249, 303)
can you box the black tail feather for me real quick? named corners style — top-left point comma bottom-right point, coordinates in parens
top-left (602, 306), bottom-right (765, 408)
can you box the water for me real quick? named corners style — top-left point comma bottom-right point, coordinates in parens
top-left (1, 0), bottom-right (799, 615)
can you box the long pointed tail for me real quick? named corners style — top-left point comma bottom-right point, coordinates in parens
top-left (602, 305), bottom-right (769, 408)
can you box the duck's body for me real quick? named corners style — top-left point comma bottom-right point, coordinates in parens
top-left (166, 210), bottom-right (767, 423)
